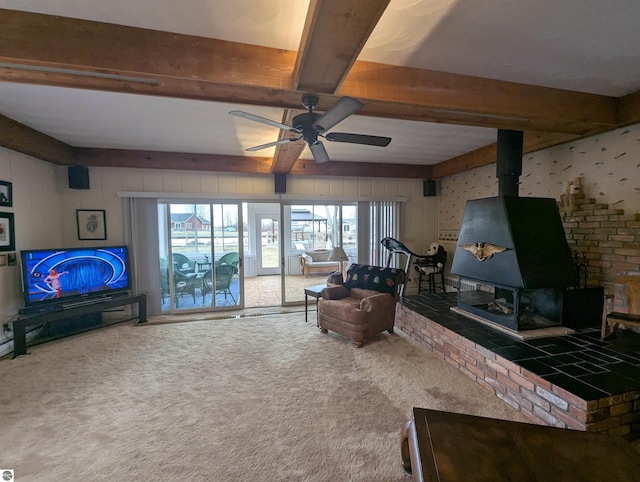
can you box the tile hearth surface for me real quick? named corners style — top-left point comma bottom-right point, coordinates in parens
top-left (401, 293), bottom-right (640, 401)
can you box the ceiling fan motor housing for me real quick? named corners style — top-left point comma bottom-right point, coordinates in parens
top-left (293, 112), bottom-right (322, 143)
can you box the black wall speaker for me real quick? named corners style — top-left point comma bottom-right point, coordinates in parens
top-left (275, 173), bottom-right (286, 194)
top-left (68, 166), bottom-right (90, 190)
top-left (423, 179), bottom-right (436, 197)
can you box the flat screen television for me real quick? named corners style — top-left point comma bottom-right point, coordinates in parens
top-left (20, 245), bottom-right (131, 312)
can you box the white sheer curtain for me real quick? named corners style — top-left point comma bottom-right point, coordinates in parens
top-left (358, 201), bottom-right (399, 266)
top-left (124, 197), bottom-right (162, 316)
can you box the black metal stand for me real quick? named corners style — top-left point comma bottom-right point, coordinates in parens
top-left (13, 294), bottom-right (147, 358)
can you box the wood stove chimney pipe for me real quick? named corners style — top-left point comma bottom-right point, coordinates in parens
top-left (496, 129), bottom-right (524, 197)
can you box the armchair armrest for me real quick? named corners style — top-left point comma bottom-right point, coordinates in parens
top-left (321, 285), bottom-right (350, 300)
top-left (360, 292), bottom-right (395, 312)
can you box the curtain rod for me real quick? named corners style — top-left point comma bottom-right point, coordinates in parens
top-left (117, 191), bottom-right (407, 202)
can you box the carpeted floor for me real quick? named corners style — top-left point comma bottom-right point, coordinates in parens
top-left (0, 311), bottom-right (530, 481)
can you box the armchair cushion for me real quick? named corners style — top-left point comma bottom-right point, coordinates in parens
top-left (360, 292), bottom-right (395, 312)
top-left (350, 288), bottom-right (386, 300)
top-left (319, 297), bottom-right (365, 322)
top-left (321, 285), bottom-right (350, 300)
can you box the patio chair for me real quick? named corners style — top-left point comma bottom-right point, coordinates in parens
top-left (173, 270), bottom-right (197, 308)
top-left (215, 252), bottom-right (239, 270)
top-left (172, 252), bottom-right (196, 274)
top-left (201, 264), bottom-right (237, 304)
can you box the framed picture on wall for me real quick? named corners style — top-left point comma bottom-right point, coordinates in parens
top-left (0, 212), bottom-right (15, 251)
top-left (0, 180), bottom-right (12, 207)
top-left (76, 209), bottom-right (107, 240)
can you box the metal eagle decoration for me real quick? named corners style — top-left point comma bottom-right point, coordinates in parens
top-left (460, 242), bottom-right (507, 262)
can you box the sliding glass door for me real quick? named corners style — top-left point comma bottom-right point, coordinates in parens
top-left (157, 200), bottom-right (394, 310)
top-left (282, 203), bottom-right (357, 304)
top-left (159, 202), bottom-right (243, 312)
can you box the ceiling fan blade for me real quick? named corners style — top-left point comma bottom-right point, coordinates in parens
top-left (230, 110), bottom-right (299, 133)
top-left (312, 96), bottom-right (363, 132)
top-left (245, 137), bottom-right (302, 151)
top-left (325, 132), bottom-right (392, 147)
top-left (309, 141), bottom-right (330, 164)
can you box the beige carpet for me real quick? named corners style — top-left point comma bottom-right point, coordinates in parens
top-left (0, 312), bottom-right (529, 481)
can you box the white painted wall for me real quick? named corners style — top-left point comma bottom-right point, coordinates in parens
top-left (0, 148), bottom-right (64, 343)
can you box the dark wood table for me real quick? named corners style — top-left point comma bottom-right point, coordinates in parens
top-left (304, 284), bottom-right (326, 324)
top-left (401, 407), bottom-right (640, 481)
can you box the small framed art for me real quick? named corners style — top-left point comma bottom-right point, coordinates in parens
top-left (0, 212), bottom-right (15, 251)
top-left (0, 180), bottom-right (12, 207)
top-left (76, 209), bottom-right (107, 240)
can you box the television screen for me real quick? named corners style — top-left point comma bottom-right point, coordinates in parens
top-left (20, 246), bottom-right (131, 308)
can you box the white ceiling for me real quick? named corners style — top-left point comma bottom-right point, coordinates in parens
top-left (1, 0), bottom-right (639, 167)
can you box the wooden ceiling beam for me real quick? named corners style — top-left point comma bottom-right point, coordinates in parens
top-left (0, 114), bottom-right (74, 164)
top-left (430, 131), bottom-right (581, 179)
top-left (293, 0), bottom-right (390, 93)
top-left (617, 89), bottom-right (640, 127)
top-left (72, 147), bottom-right (426, 178)
top-left (289, 158), bottom-right (432, 179)
top-left (270, 109), bottom-right (306, 174)
top-left (74, 148), bottom-right (275, 174)
top-left (271, 0), bottom-right (389, 173)
top-left (340, 62), bottom-right (618, 135)
top-left (0, 9), bottom-right (619, 136)
top-left (0, 9), bottom-right (295, 90)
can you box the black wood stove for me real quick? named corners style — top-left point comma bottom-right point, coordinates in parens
top-left (450, 130), bottom-right (577, 332)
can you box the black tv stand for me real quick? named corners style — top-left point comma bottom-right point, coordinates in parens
top-left (13, 293), bottom-right (147, 358)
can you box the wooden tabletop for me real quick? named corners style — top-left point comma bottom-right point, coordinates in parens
top-left (406, 408), bottom-right (640, 482)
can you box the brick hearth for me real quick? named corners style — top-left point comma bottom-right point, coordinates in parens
top-left (397, 293), bottom-right (640, 436)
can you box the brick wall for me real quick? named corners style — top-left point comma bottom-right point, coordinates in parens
top-left (562, 195), bottom-right (640, 299)
top-left (396, 304), bottom-right (640, 435)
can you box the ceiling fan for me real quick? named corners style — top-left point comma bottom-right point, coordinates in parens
top-left (229, 95), bottom-right (391, 163)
